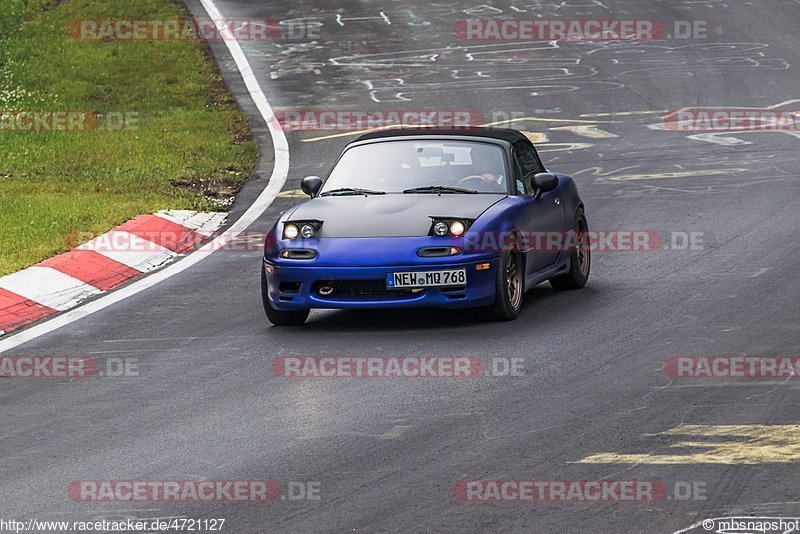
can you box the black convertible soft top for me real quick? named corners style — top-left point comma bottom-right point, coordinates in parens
top-left (354, 127), bottom-right (527, 144)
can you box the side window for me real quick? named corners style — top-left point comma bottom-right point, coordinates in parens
top-left (512, 141), bottom-right (543, 194)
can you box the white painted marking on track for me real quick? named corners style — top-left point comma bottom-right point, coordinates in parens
top-left (0, 0), bottom-right (290, 352)
top-left (378, 424), bottom-right (412, 440)
top-left (78, 231), bottom-right (176, 272)
top-left (0, 267), bottom-right (102, 311)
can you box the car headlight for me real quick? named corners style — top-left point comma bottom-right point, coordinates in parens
top-left (449, 220), bottom-right (466, 237)
top-left (433, 221), bottom-right (450, 236)
top-left (283, 220), bottom-right (322, 239)
top-left (300, 223), bottom-right (316, 239)
top-left (283, 224), bottom-right (299, 239)
top-left (430, 218), bottom-right (472, 237)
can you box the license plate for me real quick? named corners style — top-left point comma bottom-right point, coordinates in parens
top-left (387, 269), bottom-right (467, 289)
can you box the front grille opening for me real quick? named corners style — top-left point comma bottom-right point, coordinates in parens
top-left (279, 296), bottom-right (295, 302)
top-left (446, 293), bottom-right (466, 300)
top-left (279, 282), bottom-right (301, 294)
top-left (313, 280), bottom-right (416, 299)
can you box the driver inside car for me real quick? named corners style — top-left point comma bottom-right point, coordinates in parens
top-left (455, 146), bottom-right (506, 192)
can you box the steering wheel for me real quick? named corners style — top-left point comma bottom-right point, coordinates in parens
top-left (456, 175), bottom-right (489, 187)
top-left (457, 175), bottom-right (504, 192)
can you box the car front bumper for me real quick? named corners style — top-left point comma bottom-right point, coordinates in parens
top-left (263, 257), bottom-right (500, 311)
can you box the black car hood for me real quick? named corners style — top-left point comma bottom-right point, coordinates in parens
top-left (286, 193), bottom-right (506, 237)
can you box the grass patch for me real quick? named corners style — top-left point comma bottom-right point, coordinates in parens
top-left (0, 0), bottom-right (257, 275)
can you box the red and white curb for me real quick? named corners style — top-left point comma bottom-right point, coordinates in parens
top-left (0, 1), bottom-right (289, 353)
top-left (0, 210), bottom-right (227, 336)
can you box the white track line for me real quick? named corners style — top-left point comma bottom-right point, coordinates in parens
top-left (0, 267), bottom-right (102, 311)
top-left (0, 0), bottom-right (289, 353)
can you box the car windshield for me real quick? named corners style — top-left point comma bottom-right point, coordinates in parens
top-left (319, 140), bottom-right (508, 194)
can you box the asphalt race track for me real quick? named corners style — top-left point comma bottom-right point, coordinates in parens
top-left (3, 1), bottom-right (800, 532)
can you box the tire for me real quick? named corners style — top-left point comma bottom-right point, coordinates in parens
top-left (260, 266), bottom-right (309, 326)
top-left (549, 209), bottom-right (590, 290)
top-left (485, 248), bottom-right (524, 321)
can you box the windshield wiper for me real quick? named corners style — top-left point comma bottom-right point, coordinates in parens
top-left (403, 186), bottom-right (478, 194)
top-left (320, 187), bottom-right (386, 196)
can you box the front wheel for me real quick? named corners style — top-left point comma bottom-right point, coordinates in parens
top-left (549, 209), bottom-right (590, 290)
top-left (485, 249), bottom-right (524, 321)
top-left (260, 266), bottom-right (309, 326)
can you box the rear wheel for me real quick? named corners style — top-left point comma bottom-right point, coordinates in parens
top-left (485, 248), bottom-right (524, 321)
top-left (549, 209), bottom-right (590, 290)
top-left (260, 267), bottom-right (309, 326)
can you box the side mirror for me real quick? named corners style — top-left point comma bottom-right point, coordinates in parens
top-left (532, 172), bottom-right (558, 200)
top-left (300, 176), bottom-right (323, 198)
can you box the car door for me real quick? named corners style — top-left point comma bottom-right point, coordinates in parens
top-left (511, 140), bottom-right (565, 273)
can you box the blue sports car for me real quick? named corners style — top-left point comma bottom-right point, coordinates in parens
top-left (261, 128), bottom-right (590, 325)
